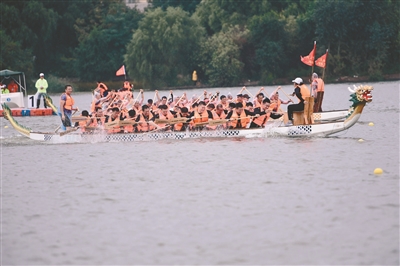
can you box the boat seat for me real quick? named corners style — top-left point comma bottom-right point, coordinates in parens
top-left (293, 97), bottom-right (315, 125)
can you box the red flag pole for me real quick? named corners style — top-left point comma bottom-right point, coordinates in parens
top-left (322, 49), bottom-right (328, 80)
top-left (311, 41), bottom-right (316, 82)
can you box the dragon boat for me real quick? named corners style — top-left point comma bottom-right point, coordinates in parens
top-left (1, 85), bottom-right (373, 143)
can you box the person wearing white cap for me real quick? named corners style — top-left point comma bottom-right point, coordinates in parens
top-left (35, 73), bottom-right (48, 108)
top-left (286, 77), bottom-right (310, 126)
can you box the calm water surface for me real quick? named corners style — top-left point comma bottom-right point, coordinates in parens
top-left (1, 81), bottom-right (399, 265)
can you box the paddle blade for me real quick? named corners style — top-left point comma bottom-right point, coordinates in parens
top-left (71, 116), bottom-right (89, 123)
top-left (119, 120), bottom-right (137, 126)
top-left (104, 121), bottom-right (119, 129)
top-left (209, 119), bottom-right (229, 126)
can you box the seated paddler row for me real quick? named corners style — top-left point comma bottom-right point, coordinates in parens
top-left (73, 90), bottom-right (292, 134)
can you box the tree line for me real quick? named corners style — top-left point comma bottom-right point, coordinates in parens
top-left (1, 0), bottom-right (398, 90)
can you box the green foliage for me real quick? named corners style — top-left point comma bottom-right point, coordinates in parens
top-left (125, 7), bottom-right (205, 88)
top-left (249, 12), bottom-right (288, 78)
top-left (75, 3), bottom-right (143, 81)
top-left (0, 0), bottom-right (399, 89)
top-left (314, 0), bottom-right (399, 77)
top-left (198, 26), bottom-right (248, 86)
top-left (149, 0), bottom-right (201, 14)
top-left (0, 30), bottom-right (34, 78)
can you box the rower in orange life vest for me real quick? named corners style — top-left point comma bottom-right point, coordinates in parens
top-left (157, 104), bottom-right (176, 129)
top-left (218, 95), bottom-right (229, 110)
top-left (92, 108), bottom-right (106, 128)
top-left (75, 110), bottom-right (91, 132)
top-left (174, 107), bottom-right (190, 131)
top-left (208, 103), bottom-right (227, 129)
top-left (286, 77), bottom-right (310, 126)
top-left (253, 92), bottom-right (264, 109)
top-left (225, 102), bottom-right (255, 129)
top-left (135, 105), bottom-right (158, 132)
top-left (121, 109), bottom-right (136, 133)
top-left (188, 101), bottom-right (213, 128)
top-left (59, 85), bottom-right (79, 131)
top-left (105, 107), bottom-right (123, 133)
top-left (250, 97), bottom-right (273, 128)
top-left (311, 72), bottom-right (325, 112)
top-left (90, 93), bottom-right (108, 113)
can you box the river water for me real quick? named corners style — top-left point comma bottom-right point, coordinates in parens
top-left (1, 81), bottom-right (399, 265)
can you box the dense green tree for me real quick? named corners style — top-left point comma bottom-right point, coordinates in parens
top-left (248, 12), bottom-right (289, 81)
top-left (198, 26), bottom-right (248, 86)
top-left (75, 4), bottom-right (143, 80)
top-left (125, 7), bottom-right (205, 88)
top-left (0, 0), bottom-right (398, 87)
top-left (149, 0), bottom-right (201, 14)
top-left (314, 0), bottom-right (399, 77)
top-left (0, 31), bottom-right (34, 76)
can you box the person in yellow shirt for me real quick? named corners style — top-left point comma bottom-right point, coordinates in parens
top-left (35, 73), bottom-right (48, 108)
top-left (1, 84), bottom-right (10, 94)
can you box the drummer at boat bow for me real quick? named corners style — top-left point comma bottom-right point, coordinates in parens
top-left (60, 85), bottom-right (78, 130)
top-left (286, 77), bottom-right (310, 126)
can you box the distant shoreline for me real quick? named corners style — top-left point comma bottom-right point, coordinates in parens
top-left (158, 73), bottom-right (400, 91)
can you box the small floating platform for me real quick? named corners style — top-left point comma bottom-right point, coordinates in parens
top-left (0, 108), bottom-right (55, 117)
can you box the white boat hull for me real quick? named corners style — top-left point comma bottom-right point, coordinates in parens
top-left (26, 112), bottom-right (361, 144)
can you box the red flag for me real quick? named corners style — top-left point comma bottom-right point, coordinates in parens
top-left (315, 49), bottom-right (329, 68)
top-left (116, 65), bottom-right (125, 76)
top-left (300, 42), bottom-right (316, 66)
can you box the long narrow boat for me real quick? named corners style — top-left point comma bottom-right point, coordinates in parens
top-left (1, 85), bottom-right (373, 143)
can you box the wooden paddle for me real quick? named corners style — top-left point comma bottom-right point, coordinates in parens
top-left (280, 88), bottom-right (294, 102)
top-left (71, 116), bottom-right (90, 123)
top-left (104, 120), bottom-right (120, 129)
top-left (118, 119), bottom-right (138, 126)
top-left (155, 117), bottom-right (188, 124)
top-left (244, 88), bottom-right (254, 98)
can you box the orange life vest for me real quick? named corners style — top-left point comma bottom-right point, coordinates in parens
top-left (270, 100), bottom-right (280, 112)
top-left (207, 110), bottom-right (226, 130)
top-left (254, 100), bottom-right (263, 109)
top-left (229, 110), bottom-right (250, 128)
top-left (137, 113), bottom-right (155, 132)
top-left (192, 110), bottom-right (209, 124)
top-left (252, 113), bottom-right (267, 127)
top-left (63, 93), bottom-right (75, 110)
top-left (174, 114), bottom-right (188, 131)
top-left (123, 119), bottom-right (136, 133)
top-left (315, 78), bottom-right (324, 92)
top-left (158, 111), bottom-right (174, 127)
top-left (107, 116), bottom-right (121, 134)
top-left (79, 119), bottom-right (89, 132)
top-left (297, 84), bottom-right (310, 103)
